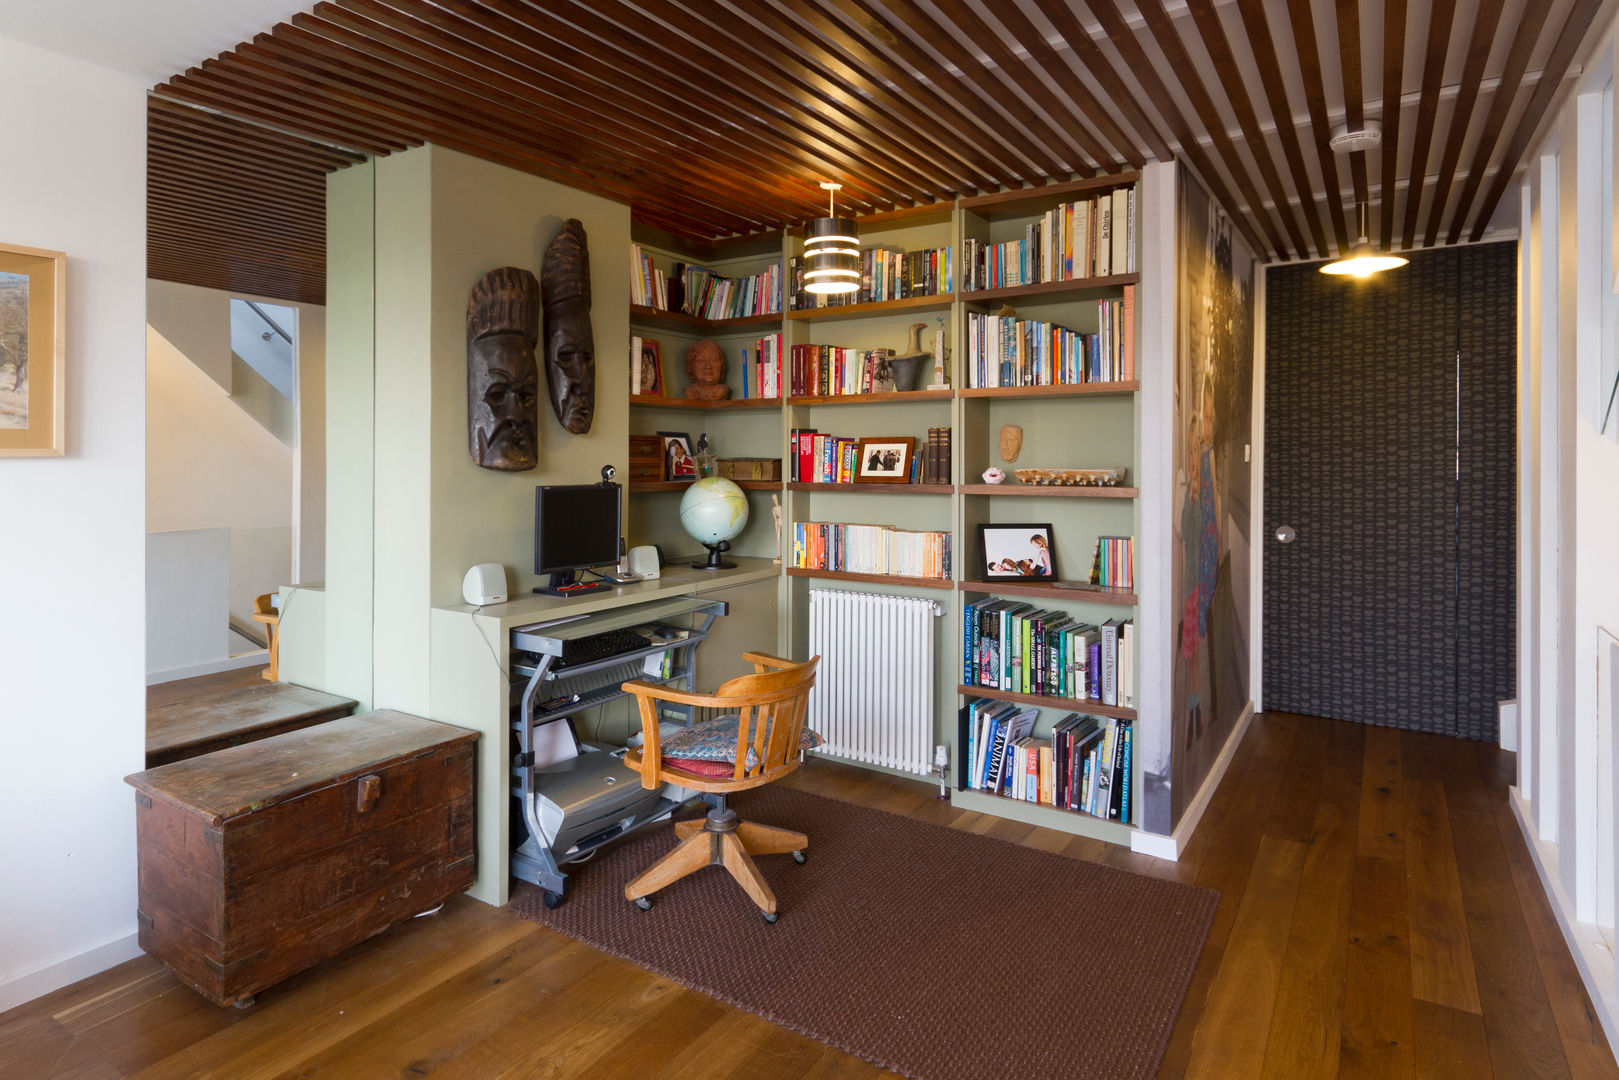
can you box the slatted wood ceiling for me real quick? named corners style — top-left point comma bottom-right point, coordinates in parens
top-left (148, 0), bottom-right (1610, 304)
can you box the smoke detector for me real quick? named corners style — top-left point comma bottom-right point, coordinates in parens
top-left (1329, 121), bottom-right (1383, 153)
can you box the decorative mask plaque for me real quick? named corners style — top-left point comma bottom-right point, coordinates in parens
top-left (466, 266), bottom-right (540, 471)
top-left (540, 219), bottom-right (595, 434)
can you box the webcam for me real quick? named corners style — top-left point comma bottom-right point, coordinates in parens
top-left (599, 463), bottom-right (618, 487)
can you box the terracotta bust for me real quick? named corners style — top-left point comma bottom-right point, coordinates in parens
top-left (683, 338), bottom-right (731, 401)
top-left (540, 219), bottom-right (595, 434)
top-left (466, 266), bottom-right (540, 471)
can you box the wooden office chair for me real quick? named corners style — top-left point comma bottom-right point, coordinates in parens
top-left (252, 594), bottom-right (279, 682)
top-left (620, 652), bottom-right (820, 922)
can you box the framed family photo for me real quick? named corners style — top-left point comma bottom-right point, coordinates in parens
top-left (0, 244), bottom-right (65, 457)
top-left (658, 430), bottom-right (695, 479)
top-left (638, 340), bottom-right (663, 396)
top-left (855, 436), bottom-right (914, 483)
top-left (978, 523), bottom-right (1056, 580)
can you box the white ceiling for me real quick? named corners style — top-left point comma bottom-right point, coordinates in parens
top-left (0, 0), bottom-right (302, 84)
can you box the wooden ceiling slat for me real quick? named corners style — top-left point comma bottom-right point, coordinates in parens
top-left (1422, 0), bottom-right (1506, 247)
top-left (1379, 0), bottom-right (1408, 250)
top-left (1469, 0), bottom-right (1607, 241)
top-left (1284, 0), bottom-right (1352, 253)
top-left (1233, 0), bottom-right (1331, 258)
top-left (1448, 2), bottom-right (1558, 243)
top-left (1140, 0), bottom-right (1299, 259)
top-left (1398, 0), bottom-right (1459, 249)
top-left (147, 94), bottom-right (365, 166)
top-left (148, 146), bottom-right (332, 199)
top-left (1336, 0), bottom-right (1369, 210)
top-left (156, 80), bottom-right (407, 157)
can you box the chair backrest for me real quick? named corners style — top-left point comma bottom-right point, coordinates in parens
top-left (712, 656), bottom-right (819, 781)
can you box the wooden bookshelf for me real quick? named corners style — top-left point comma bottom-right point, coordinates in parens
top-left (629, 304), bottom-right (781, 334)
top-left (957, 172), bottom-right (1142, 219)
top-left (957, 684), bottom-right (1136, 721)
top-left (786, 389), bottom-right (953, 406)
top-left (629, 479), bottom-right (782, 493)
top-left (957, 579), bottom-right (1136, 605)
top-left (786, 294), bottom-right (952, 321)
top-left (957, 381), bottom-right (1139, 399)
top-left (957, 484), bottom-right (1137, 499)
top-left (788, 482), bottom-right (952, 494)
top-left (958, 274), bottom-right (1139, 306)
top-left (628, 394), bottom-right (782, 410)
top-left (787, 568), bottom-right (954, 591)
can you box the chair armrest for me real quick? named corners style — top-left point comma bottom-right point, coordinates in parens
top-left (742, 651), bottom-right (796, 673)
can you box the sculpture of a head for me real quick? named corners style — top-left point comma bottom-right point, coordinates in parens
top-left (466, 267), bottom-right (540, 471)
top-left (540, 219), bottom-right (595, 434)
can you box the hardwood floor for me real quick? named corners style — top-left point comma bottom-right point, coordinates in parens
top-left (4, 710), bottom-right (1612, 1078)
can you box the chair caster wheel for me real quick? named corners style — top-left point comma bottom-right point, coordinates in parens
top-left (542, 890), bottom-right (564, 910)
top-left (792, 850), bottom-right (807, 865)
top-left (634, 896), bottom-right (653, 911)
top-left (761, 909), bottom-right (778, 923)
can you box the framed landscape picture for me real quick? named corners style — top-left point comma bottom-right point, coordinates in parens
top-left (978, 523), bottom-right (1056, 580)
top-left (855, 435), bottom-right (914, 483)
top-left (0, 244), bottom-right (65, 457)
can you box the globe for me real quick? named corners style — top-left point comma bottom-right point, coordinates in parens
top-left (679, 477), bottom-right (749, 569)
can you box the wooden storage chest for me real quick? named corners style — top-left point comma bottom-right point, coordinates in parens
top-left (124, 710), bottom-right (477, 1006)
top-left (145, 681), bottom-right (358, 767)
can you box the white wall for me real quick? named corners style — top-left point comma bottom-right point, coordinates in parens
top-left (1513, 7), bottom-right (1619, 1051)
top-left (145, 527), bottom-right (231, 675)
top-left (0, 37), bottom-right (147, 1011)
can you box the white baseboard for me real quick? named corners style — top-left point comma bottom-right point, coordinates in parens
top-left (0, 932), bottom-right (143, 1014)
top-left (1510, 787), bottom-right (1619, 1054)
top-left (147, 650), bottom-right (267, 685)
top-left (1130, 701), bottom-right (1257, 862)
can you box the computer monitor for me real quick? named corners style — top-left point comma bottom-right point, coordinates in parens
top-left (533, 483), bottom-right (620, 594)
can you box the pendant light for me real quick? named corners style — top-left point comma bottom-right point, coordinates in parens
top-left (1320, 203), bottom-right (1408, 277)
top-left (804, 181), bottom-right (860, 295)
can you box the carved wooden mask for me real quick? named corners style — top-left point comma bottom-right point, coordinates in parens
top-left (466, 267), bottom-right (540, 471)
top-left (540, 219), bottom-right (595, 434)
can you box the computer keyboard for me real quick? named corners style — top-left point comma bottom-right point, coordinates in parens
top-left (554, 628), bottom-right (653, 668)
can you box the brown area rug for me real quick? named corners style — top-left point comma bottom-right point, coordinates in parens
top-left (510, 787), bottom-right (1218, 1080)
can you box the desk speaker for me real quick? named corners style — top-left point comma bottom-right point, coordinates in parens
top-left (462, 563), bottom-right (508, 605)
top-left (627, 545), bottom-right (660, 579)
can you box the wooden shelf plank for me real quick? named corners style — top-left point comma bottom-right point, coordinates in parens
top-left (628, 394), bottom-right (782, 410)
top-left (957, 173), bottom-right (1141, 217)
top-left (957, 684), bottom-right (1137, 721)
top-left (786, 568), bottom-right (953, 590)
top-left (959, 274), bottom-right (1138, 305)
top-left (787, 482), bottom-right (952, 494)
top-left (957, 381), bottom-right (1139, 399)
top-left (949, 786), bottom-right (1136, 837)
top-left (629, 479), bottom-right (783, 493)
top-left (957, 484), bottom-right (1137, 498)
top-left (957, 579), bottom-right (1137, 605)
top-left (786, 389), bottom-right (954, 406)
top-left (630, 305), bottom-right (781, 334)
top-left (786, 294), bottom-right (952, 321)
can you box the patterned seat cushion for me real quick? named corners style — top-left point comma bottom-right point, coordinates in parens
top-left (661, 713), bottom-right (823, 778)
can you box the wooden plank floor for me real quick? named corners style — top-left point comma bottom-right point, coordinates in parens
top-left (3, 709), bottom-right (1613, 1078)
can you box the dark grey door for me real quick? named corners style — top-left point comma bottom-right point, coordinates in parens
top-left (1262, 243), bottom-right (1516, 739)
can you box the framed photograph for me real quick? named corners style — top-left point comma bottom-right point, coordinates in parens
top-left (0, 244), bottom-right (66, 457)
top-left (855, 435), bottom-right (915, 483)
top-left (638, 339), bottom-right (663, 397)
top-left (978, 523), bottom-right (1056, 580)
top-left (658, 430), bottom-right (695, 480)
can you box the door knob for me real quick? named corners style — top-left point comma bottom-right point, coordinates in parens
top-left (1275, 525), bottom-right (1296, 544)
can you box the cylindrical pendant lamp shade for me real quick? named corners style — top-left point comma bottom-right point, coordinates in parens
top-left (804, 215), bottom-right (860, 295)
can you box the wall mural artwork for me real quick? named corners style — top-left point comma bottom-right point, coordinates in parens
top-left (1144, 166), bottom-right (1256, 836)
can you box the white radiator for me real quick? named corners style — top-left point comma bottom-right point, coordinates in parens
top-left (808, 589), bottom-right (942, 775)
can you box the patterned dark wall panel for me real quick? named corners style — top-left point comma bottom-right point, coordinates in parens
top-left (1263, 246), bottom-right (1515, 740)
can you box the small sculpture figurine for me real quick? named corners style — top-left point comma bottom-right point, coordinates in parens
top-left (771, 493), bottom-right (783, 565)
top-left (466, 266), bottom-right (541, 471)
top-left (888, 322), bottom-right (931, 391)
top-left (981, 467), bottom-right (1006, 485)
top-left (540, 219), bottom-right (595, 434)
top-left (683, 339), bottom-right (731, 401)
top-left (999, 424), bottom-right (1023, 463)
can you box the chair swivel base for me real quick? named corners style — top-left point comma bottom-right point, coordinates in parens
top-left (625, 801), bottom-right (806, 922)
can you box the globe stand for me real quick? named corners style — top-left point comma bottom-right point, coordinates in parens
top-left (692, 539), bottom-right (735, 570)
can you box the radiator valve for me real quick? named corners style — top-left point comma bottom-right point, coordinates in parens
top-left (933, 744), bottom-right (950, 800)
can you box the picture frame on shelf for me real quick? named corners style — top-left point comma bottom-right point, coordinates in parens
top-left (854, 436), bottom-right (915, 483)
top-left (0, 243), bottom-right (66, 457)
top-left (658, 431), bottom-right (695, 480)
top-left (637, 339), bottom-right (663, 396)
top-left (978, 523), bottom-right (1056, 580)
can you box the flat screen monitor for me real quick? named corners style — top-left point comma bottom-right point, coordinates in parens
top-left (534, 483), bottom-right (620, 592)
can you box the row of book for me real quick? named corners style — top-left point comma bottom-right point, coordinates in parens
top-left (963, 600), bottom-right (1135, 708)
top-left (964, 288), bottom-right (1134, 388)
top-left (786, 427), bottom-right (953, 485)
top-left (852, 245), bottom-right (954, 305)
top-left (682, 264), bottom-right (782, 320)
top-left (791, 521), bottom-right (953, 580)
top-left (629, 244), bottom-right (668, 309)
top-left (739, 333), bottom-right (784, 399)
top-left (1089, 536), bottom-right (1134, 590)
top-left (961, 188), bottom-right (1136, 291)
top-left (963, 701), bottom-right (1132, 821)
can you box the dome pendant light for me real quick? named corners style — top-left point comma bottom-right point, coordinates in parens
top-left (804, 181), bottom-right (860, 296)
top-left (1320, 203), bottom-right (1408, 277)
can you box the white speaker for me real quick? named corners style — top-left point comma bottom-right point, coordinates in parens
top-left (462, 563), bottom-right (508, 606)
top-left (627, 545), bottom-right (660, 580)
